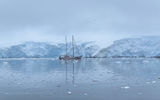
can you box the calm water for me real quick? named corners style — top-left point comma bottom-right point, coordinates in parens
top-left (0, 58), bottom-right (160, 100)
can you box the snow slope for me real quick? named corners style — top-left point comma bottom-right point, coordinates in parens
top-left (0, 41), bottom-right (99, 58)
top-left (96, 36), bottom-right (160, 57)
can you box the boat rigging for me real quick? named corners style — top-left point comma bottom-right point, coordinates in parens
top-left (59, 35), bottom-right (82, 60)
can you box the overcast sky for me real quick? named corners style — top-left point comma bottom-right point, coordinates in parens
top-left (0, 0), bottom-right (160, 47)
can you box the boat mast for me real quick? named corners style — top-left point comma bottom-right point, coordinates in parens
top-left (65, 36), bottom-right (67, 56)
top-left (72, 35), bottom-right (74, 57)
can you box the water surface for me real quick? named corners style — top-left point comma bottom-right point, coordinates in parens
top-left (0, 58), bottom-right (160, 100)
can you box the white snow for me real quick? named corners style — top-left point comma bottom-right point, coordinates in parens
top-left (96, 36), bottom-right (160, 57)
top-left (0, 41), bottom-right (99, 58)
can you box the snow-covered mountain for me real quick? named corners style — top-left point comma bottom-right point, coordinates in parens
top-left (0, 41), bottom-right (99, 58)
top-left (96, 36), bottom-right (160, 57)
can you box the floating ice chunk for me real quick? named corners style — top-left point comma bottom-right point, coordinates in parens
top-left (3, 62), bottom-right (8, 64)
top-left (17, 82), bottom-right (22, 85)
top-left (146, 82), bottom-right (151, 84)
top-left (73, 60), bottom-right (78, 63)
top-left (143, 60), bottom-right (149, 63)
top-left (107, 70), bottom-right (113, 74)
top-left (124, 86), bottom-right (130, 89)
top-left (67, 91), bottom-right (72, 95)
top-left (121, 86), bottom-right (130, 89)
top-left (152, 81), bottom-right (156, 84)
top-left (84, 93), bottom-right (88, 96)
top-left (146, 81), bottom-right (156, 84)
top-left (115, 61), bottom-right (121, 64)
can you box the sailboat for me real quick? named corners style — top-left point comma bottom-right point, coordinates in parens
top-left (59, 35), bottom-right (82, 60)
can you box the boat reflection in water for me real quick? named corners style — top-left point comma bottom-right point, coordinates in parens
top-left (64, 61), bottom-right (75, 85)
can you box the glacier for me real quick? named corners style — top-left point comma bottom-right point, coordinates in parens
top-left (0, 41), bottom-right (99, 58)
top-left (1, 36), bottom-right (160, 58)
top-left (96, 36), bottom-right (160, 58)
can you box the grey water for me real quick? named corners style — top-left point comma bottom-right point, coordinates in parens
top-left (0, 58), bottom-right (160, 100)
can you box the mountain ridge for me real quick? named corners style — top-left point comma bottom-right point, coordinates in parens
top-left (96, 36), bottom-right (160, 58)
top-left (0, 41), bottom-right (99, 58)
